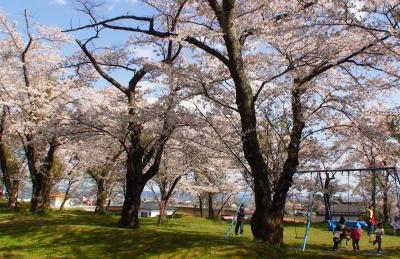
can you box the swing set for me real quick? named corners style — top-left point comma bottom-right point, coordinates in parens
top-left (297, 166), bottom-right (400, 251)
top-left (225, 166), bottom-right (400, 252)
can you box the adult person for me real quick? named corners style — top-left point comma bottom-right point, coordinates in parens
top-left (234, 204), bottom-right (245, 235)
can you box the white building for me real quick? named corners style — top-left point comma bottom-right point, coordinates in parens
top-left (139, 201), bottom-right (176, 218)
top-left (49, 192), bottom-right (71, 208)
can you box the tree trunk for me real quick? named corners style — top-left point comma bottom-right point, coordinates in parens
top-left (199, 195), bottom-right (203, 218)
top-left (119, 171), bottom-right (145, 228)
top-left (60, 182), bottom-right (72, 211)
top-left (382, 190), bottom-right (389, 223)
top-left (43, 182), bottom-right (52, 209)
top-left (30, 173), bottom-right (52, 213)
top-left (27, 136), bottom-right (59, 213)
top-left (208, 192), bottom-right (214, 219)
top-left (106, 197), bottom-right (112, 211)
top-left (372, 170), bottom-right (377, 209)
top-left (94, 179), bottom-right (107, 214)
top-left (0, 116), bottom-right (18, 209)
top-left (8, 180), bottom-right (19, 208)
top-left (382, 171), bottom-right (390, 223)
top-left (322, 174), bottom-right (332, 221)
top-left (158, 199), bottom-right (168, 225)
top-left (324, 193), bottom-right (332, 221)
top-left (216, 194), bottom-right (232, 217)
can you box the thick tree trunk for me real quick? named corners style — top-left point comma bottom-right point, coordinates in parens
top-left (43, 183), bottom-right (52, 209)
top-left (94, 179), bottom-right (107, 214)
top-left (208, 192), bottom-right (214, 219)
top-left (252, 209), bottom-right (285, 244)
top-left (30, 173), bottom-right (52, 213)
top-left (199, 195), bottom-right (203, 218)
top-left (119, 169), bottom-right (145, 228)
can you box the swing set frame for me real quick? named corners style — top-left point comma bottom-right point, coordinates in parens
top-left (297, 166), bottom-right (400, 251)
top-left (224, 166), bottom-right (400, 251)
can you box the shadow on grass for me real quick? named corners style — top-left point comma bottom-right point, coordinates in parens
top-left (1, 211), bottom-right (399, 258)
top-left (0, 220), bottom-right (264, 258)
top-left (0, 213), bottom-right (334, 258)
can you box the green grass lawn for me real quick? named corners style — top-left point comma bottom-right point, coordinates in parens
top-left (0, 206), bottom-right (399, 258)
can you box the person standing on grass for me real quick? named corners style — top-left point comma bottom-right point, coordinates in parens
top-left (373, 223), bottom-right (384, 253)
top-left (234, 204), bottom-right (245, 235)
top-left (338, 216), bottom-right (350, 245)
top-left (332, 226), bottom-right (342, 251)
top-left (365, 205), bottom-right (376, 235)
top-left (350, 225), bottom-right (361, 252)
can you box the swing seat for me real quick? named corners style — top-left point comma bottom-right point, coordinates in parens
top-left (327, 220), bottom-right (368, 231)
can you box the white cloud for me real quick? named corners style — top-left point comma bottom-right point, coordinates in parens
top-left (50, 0), bottom-right (66, 6)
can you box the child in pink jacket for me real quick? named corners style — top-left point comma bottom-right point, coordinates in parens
top-left (350, 225), bottom-right (361, 251)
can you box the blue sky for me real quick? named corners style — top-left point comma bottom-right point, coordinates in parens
top-left (1, 0), bottom-right (144, 30)
top-left (0, 0), bottom-right (153, 53)
top-left (0, 0), bottom-right (160, 88)
top-left (2, 0), bottom-right (400, 104)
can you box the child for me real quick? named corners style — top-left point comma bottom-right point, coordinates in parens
top-left (338, 217), bottom-right (350, 245)
top-left (365, 205), bottom-right (376, 235)
top-left (333, 226), bottom-right (342, 251)
top-left (350, 225), bottom-right (361, 251)
top-left (356, 218), bottom-right (367, 232)
top-left (373, 223), bottom-right (384, 253)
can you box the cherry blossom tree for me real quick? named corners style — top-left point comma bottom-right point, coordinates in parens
top-left (0, 11), bottom-right (77, 213)
top-left (333, 106), bottom-right (400, 222)
top-left (147, 140), bottom-right (192, 224)
top-left (6, 0), bottom-right (398, 245)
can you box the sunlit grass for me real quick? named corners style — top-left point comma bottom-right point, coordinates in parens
top-left (0, 204), bottom-right (399, 258)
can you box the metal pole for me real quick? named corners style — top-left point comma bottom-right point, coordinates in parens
top-left (372, 170), bottom-right (377, 209)
top-left (301, 174), bottom-right (319, 251)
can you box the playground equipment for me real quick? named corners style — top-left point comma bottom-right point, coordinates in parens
top-left (297, 167), bottom-right (400, 251)
top-left (224, 166), bottom-right (400, 252)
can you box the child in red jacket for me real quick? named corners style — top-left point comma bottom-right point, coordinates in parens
top-left (350, 225), bottom-right (361, 251)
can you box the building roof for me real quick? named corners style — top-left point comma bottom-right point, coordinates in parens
top-left (106, 201), bottom-right (175, 212)
top-left (49, 192), bottom-right (65, 198)
top-left (317, 202), bottom-right (366, 214)
top-left (140, 201), bottom-right (175, 211)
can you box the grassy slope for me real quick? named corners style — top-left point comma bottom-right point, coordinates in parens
top-left (0, 207), bottom-right (399, 258)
